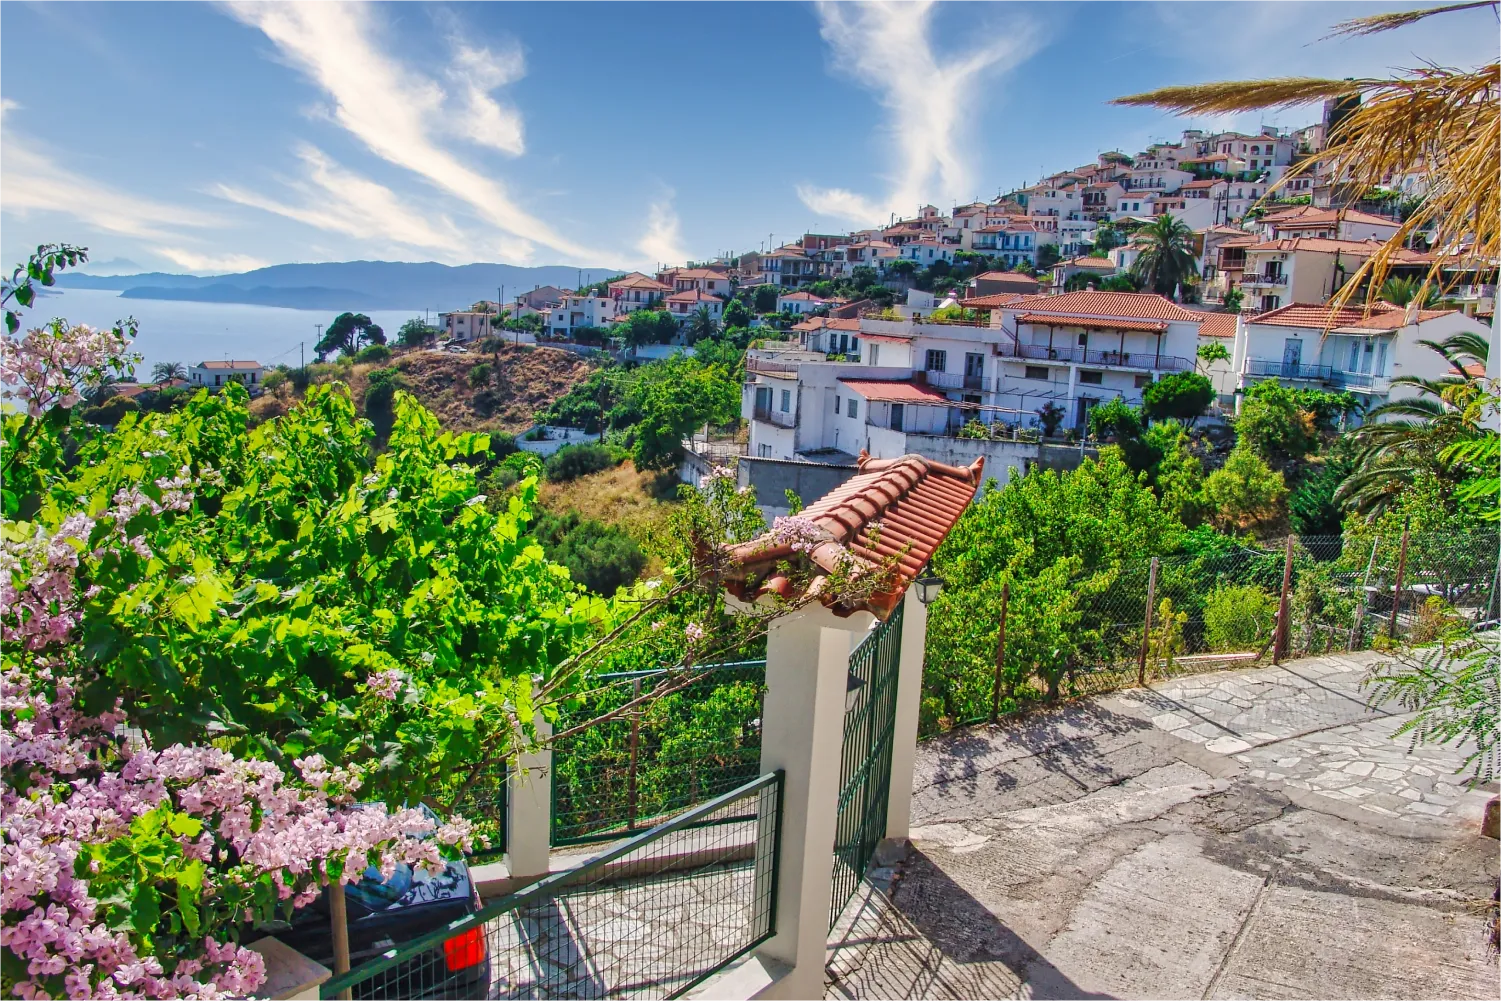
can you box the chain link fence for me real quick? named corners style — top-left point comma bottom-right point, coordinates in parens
top-left (550, 662), bottom-right (767, 847)
top-left (924, 530), bottom-right (1499, 731)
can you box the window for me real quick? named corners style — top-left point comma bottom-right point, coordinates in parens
top-left (1077, 332), bottom-right (1088, 349)
top-left (833, 395), bottom-right (841, 415)
top-left (758, 443), bottom-right (771, 458)
top-left (869, 343), bottom-right (880, 366)
top-left (1079, 370), bottom-right (1104, 385)
top-left (1025, 366), bottom-right (1049, 381)
top-left (779, 389), bottom-right (791, 412)
top-left (924, 349), bottom-right (947, 372)
top-left (848, 399), bottom-right (858, 419)
top-left (1134, 374), bottom-right (1153, 389)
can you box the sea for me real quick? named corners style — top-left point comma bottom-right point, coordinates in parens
top-left (27, 288), bottom-right (431, 377)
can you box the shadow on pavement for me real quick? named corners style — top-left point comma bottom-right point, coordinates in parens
top-left (826, 848), bottom-right (1113, 1000)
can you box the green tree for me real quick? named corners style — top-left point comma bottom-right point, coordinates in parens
top-left (151, 361), bottom-right (187, 383)
top-left (1092, 223), bottom-right (1124, 253)
top-left (686, 305), bottom-right (720, 343)
top-left (1144, 422), bottom-right (1208, 525)
top-left (533, 511), bottom-right (646, 596)
top-left (1087, 397), bottom-right (1143, 442)
top-left (722, 298), bottom-right (751, 328)
top-left (1223, 287), bottom-right (1244, 313)
top-left (1129, 214), bottom-right (1199, 296)
top-left (752, 285), bottom-right (779, 313)
top-left (1205, 447), bottom-right (1288, 535)
top-left (468, 362), bottom-right (493, 388)
top-left (1377, 276), bottom-right (1441, 307)
top-left (617, 308), bottom-right (679, 347)
top-left (1196, 342), bottom-right (1230, 372)
top-left (1142, 371), bottom-right (1214, 425)
top-left (1234, 381), bottom-right (1317, 462)
top-left (398, 317), bottom-right (439, 346)
top-left (543, 443), bottom-right (617, 481)
top-left (316, 312), bottom-right (386, 359)
top-left (1036, 244), bottom-right (1062, 270)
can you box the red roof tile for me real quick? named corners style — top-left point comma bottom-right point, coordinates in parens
top-left (1009, 290), bottom-right (1203, 322)
top-left (837, 379), bottom-right (949, 403)
top-left (609, 274), bottom-right (672, 291)
top-left (722, 452), bottom-right (983, 618)
top-left (665, 288), bottom-right (721, 303)
top-left (1196, 313), bottom-right (1238, 339)
top-left (1016, 312), bottom-right (1167, 333)
top-left (961, 292), bottom-right (1035, 308)
top-left (1249, 301), bottom-right (1403, 329)
top-left (1332, 308), bottom-right (1456, 331)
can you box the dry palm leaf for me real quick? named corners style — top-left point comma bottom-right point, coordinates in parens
top-left (1114, 6), bottom-right (1499, 317)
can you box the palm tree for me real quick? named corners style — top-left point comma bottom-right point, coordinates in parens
top-left (151, 361), bottom-right (187, 384)
top-left (686, 305), bottom-right (719, 344)
top-left (1113, 4), bottom-right (1497, 311)
top-left (1377, 276), bottom-right (1441, 308)
top-left (1130, 214), bottom-right (1198, 297)
top-left (1335, 332), bottom-right (1491, 516)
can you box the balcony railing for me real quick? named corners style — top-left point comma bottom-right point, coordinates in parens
top-left (923, 371), bottom-right (991, 392)
top-left (746, 357), bottom-right (799, 375)
top-left (752, 405), bottom-right (797, 428)
top-left (1241, 272), bottom-right (1288, 286)
top-left (998, 342), bottom-right (1192, 372)
top-left (1244, 358), bottom-right (1334, 381)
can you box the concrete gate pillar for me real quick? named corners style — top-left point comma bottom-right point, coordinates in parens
top-left (884, 585), bottom-right (928, 844)
top-left (505, 697), bottom-right (553, 883)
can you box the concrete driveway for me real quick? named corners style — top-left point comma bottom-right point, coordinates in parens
top-left (826, 652), bottom-right (1499, 1000)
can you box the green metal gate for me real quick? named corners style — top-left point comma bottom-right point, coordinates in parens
top-left (829, 602), bottom-right (904, 929)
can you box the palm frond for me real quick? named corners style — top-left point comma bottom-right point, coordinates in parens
top-left (1325, 2), bottom-right (1497, 39)
top-left (1112, 78), bottom-right (1379, 114)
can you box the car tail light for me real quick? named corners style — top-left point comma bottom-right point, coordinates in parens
top-left (443, 926), bottom-right (486, 971)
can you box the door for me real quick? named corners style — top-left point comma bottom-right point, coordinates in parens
top-left (1075, 396), bottom-right (1098, 431)
top-left (754, 386), bottom-right (772, 419)
top-left (1281, 338), bottom-right (1302, 378)
top-left (890, 403), bottom-right (905, 432)
top-left (964, 352), bottom-right (985, 390)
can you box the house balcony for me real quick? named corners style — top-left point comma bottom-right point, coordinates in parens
top-left (996, 342), bottom-right (1193, 372)
top-left (1328, 370), bottom-right (1391, 393)
top-left (1240, 273), bottom-right (1288, 287)
top-left (922, 371), bottom-right (991, 392)
top-left (752, 405), bottom-right (797, 428)
top-left (1243, 358), bottom-right (1334, 382)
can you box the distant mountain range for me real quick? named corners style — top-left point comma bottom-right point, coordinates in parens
top-left (55, 260), bottom-right (624, 311)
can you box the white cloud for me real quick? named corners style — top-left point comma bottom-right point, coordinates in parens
top-left (800, 1), bottom-right (1041, 226)
top-left (0, 98), bottom-right (19, 119)
top-left (213, 145), bottom-right (466, 256)
top-left (636, 196), bottom-right (687, 269)
top-left (152, 247), bottom-right (271, 274)
top-left (1, 135), bottom-right (221, 241)
top-left (226, 2), bottom-right (599, 263)
top-left (440, 23), bottom-right (527, 155)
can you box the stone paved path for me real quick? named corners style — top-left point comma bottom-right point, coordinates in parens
top-left (826, 651), bottom-right (1500, 1000)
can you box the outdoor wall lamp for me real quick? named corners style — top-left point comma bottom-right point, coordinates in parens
top-left (914, 573), bottom-right (945, 605)
top-left (845, 671), bottom-right (866, 713)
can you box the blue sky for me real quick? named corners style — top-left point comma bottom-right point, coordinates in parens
top-left (2, 1), bottom-right (1495, 274)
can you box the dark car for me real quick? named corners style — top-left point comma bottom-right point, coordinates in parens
top-left (257, 810), bottom-right (491, 1000)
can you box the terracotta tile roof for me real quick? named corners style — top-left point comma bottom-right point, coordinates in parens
top-left (665, 288), bottom-right (721, 303)
top-left (1249, 302), bottom-right (1403, 329)
top-left (837, 379), bottom-right (949, 403)
top-left (975, 271), bottom-right (1038, 283)
top-left (853, 331), bottom-right (916, 344)
top-left (722, 452), bottom-right (983, 618)
top-left (1011, 290), bottom-right (1204, 322)
top-left (1269, 208), bottom-right (1399, 229)
top-left (1196, 313), bottom-right (1238, 339)
top-left (1182, 179), bottom-right (1224, 189)
top-left (778, 291), bottom-right (827, 302)
top-left (1016, 312), bottom-right (1168, 333)
top-left (1332, 308), bottom-right (1456, 332)
top-left (1247, 238), bottom-right (1430, 262)
top-left (1059, 257), bottom-right (1117, 270)
top-left (196, 360), bottom-right (262, 370)
top-left (793, 316), bottom-right (861, 332)
top-left (610, 275), bottom-right (673, 292)
top-left (960, 292), bottom-right (1035, 309)
top-left (674, 268), bottom-right (728, 279)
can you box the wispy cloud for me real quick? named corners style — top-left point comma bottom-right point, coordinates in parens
top-left (226, 2), bottom-right (599, 263)
top-left (1, 135), bottom-right (221, 242)
top-left (799, 1), bottom-right (1041, 226)
top-left (153, 247), bottom-right (271, 274)
top-left (636, 195), bottom-right (687, 270)
top-left (213, 145), bottom-right (466, 258)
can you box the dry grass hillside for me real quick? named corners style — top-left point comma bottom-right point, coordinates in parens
top-left (249, 343), bottom-right (597, 433)
top-left (535, 462), bottom-right (681, 548)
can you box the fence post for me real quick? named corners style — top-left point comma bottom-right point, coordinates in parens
top-left (1388, 518), bottom-right (1411, 641)
top-left (626, 677), bottom-right (641, 832)
top-left (1137, 557), bottom-right (1159, 686)
top-left (1482, 540), bottom-right (1494, 618)
top-left (885, 587), bottom-right (927, 845)
top-left (753, 603), bottom-right (866, 999)
top-left (1274, 535), bottom-right (1295, 664)
top-left (1350, 538), bottom-right (1379, 650)
top-left (989, 581), bottom-right (1011, 722)
top-left (505, 692), bottom-right (553, 883)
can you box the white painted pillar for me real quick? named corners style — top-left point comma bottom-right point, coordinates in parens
top-left (753, 604), bottom-right (867, 1000)
top-left (885, 587), bottom-right (928, 843)
top-left (505, 704), bottom-right (552, 882)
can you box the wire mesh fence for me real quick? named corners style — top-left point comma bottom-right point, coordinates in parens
top-left (924, 529), bottom-right (1499, 730)
top-left (320, 771), bottom-right (783, 1001)
top-left (452, 763), bottom-right (507, 862)
top-left (550, 661), bottom-right (767, 847)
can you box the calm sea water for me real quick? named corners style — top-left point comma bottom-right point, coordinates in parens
top-left (28, 288), bottom-right (430, 376)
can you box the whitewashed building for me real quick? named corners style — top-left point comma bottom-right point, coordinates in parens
top-left (190, 360), bottom-right (263, 390)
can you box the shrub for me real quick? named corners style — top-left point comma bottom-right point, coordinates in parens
top-left (261, 368), bottom-right (289, 393)
top-left (1205, 447), bottom-right (1288, 535)
top-left (1037, 401), bottom-right (1066, 437)
top-left (1235, 382), bottom-right (1317, 461)
top-left (1088, 397), bottom-right (1143, 442)
top-left (354, 343), bottom-right (392, 364)
top-left (1143, 371), bottom-right (1214, 424)
top-left (544, 443), bottom-right (618, 481)
top-left (1203, 584), bottom-right (1278, 651)
top-left (534, 512), bottom-right (646, 595)
top-left (469, 362), bottom-right (493, 388)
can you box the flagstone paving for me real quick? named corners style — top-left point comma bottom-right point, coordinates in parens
top-left (826, 651), bottom-right (1499, 1000)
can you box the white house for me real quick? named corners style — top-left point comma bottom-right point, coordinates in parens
top-left (190, 360), bottom-right (263, 391)
top-left (607, 273), bottom-right (672, 312)
top-left (1112, 191), bottom-right (1158, 220)
top-left (1232, 301), bottom-right (1487, 411)
top-left (439, 310), bottom-right (495, 342)
top-left (666, 268), bottom-right (733, 297)
top-left (545, 293), bottom-right (620, 338)
top-left (665, 288), bottom-right (725, 324)
top-left (899, 241), bottom-right (957, 267)
top-left (777, 290), bottom-right (829, 316)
